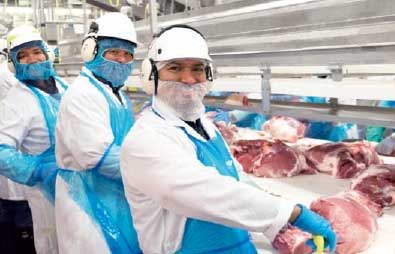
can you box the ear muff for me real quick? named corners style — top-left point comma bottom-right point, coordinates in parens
top-left (140, 58), bottom-right (158, 95)
top-left (205, 63), bottom-right (214, 91)
top-left (81, 22), bottom-right (99, 62)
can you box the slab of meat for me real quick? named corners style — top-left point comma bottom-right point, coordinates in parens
top-left (272, 191), bottom-right (381, 254)
top-left (310, 191), bottom-right (381, 254)
top-left (261, 116), bottom-right (306, 143)
top-left (272, 225), bottom-right (312, 254)
top-left (232, 139), bottom-right (316, 177)
top-left (305, 141), bottom-right (381, 178)
top-left (351, 164), bottom-right (395, 208)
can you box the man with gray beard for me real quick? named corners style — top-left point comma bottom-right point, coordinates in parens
top-left (120, 24), bottom-right (336, 254)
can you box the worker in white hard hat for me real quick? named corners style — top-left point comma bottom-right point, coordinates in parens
top-left (0, 37), bottom-right (35, 253)
top-left (120, 24), bottom-right (337, 253)
top-left (55, 12), bottom-right (141, 254)
top-left (0, 25), bottom-right (69, 254)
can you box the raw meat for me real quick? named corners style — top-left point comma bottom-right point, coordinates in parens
top-left (261, 116), bottom-right (306, 143)
top-left (305, 141), bottom-right (381, 178)
top-left (272, 225), bottom-right (312, 254)
top-left (310, 191), bottom-right (381, 254)
top-left (232, 139), bottom-right (316, 177)
top-left (272, 191), bottom-right (381, 254)
top-left (351, 164), bottom-right (395, 208)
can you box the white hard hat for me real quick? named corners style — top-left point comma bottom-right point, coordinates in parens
top-left (148, 26), bottom-right (211, 62)
top-left (81, 12), bottom-right (137, 62)
top-left (88, 12), bottom-right (137, 45)
top-left (6, 25), bottom-right (43, 51)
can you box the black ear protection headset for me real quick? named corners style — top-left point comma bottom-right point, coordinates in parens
top-left (81, 22), bottom-right (100, 62)
top-left (143, 24), bottom-right (213, 95)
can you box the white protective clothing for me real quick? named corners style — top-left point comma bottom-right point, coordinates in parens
top-left (0, 61), bottom-right (26, 201)
top-left (55, 67), bottom-right (130, 254)
top-left (0, 80), bottom-right (67, 254)
top-left (119, 97), bottom-right (295, 253)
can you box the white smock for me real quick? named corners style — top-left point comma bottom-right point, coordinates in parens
top-left (0, 61), bottom-right (26, 201)
top-left (55, 67), bottom-right (129, 254)
top-left (120, 97), bottom-right (295, 254)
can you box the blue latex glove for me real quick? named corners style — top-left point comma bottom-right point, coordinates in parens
top-left (213, 110), bottom-right (231, 123)
top-left (97, 144), bottom-right (122, 180)
top-left (292, 204), bottom-right (337, 252)
top-left (375, 133), bottom-right (395, 156)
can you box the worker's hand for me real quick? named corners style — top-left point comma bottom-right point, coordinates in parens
top-left (291, 204), bottom-right (337, 252)
top-left (213, 110), bottom-right (231, 123)
top-left (375, 133), bottom-right (395, 156)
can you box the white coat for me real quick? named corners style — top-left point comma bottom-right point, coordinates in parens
top-left (0, 79), bottom-right (67, 254)
top-left (55, 67), bottom-right (129, 254)
top-left (0, 62), bottom-right (26, 201)
top-left (120, 98), bottom-right (295, 254)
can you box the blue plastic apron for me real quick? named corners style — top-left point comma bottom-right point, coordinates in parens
top-left (27, 76), bottom-right (68, 202)
top-left (59, 72), bottom-right (141, 254)
top-left (177, 129), bottom-right (257, 254)
top-left (152, 108), bottom-right (257, 254)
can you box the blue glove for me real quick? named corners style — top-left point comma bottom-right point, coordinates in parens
top-left (213, 110), bottom-right (231, 123)
top-left (375, 134), bottom-right (395, 156)
top-left (292, 204), bottom-right (337, 252)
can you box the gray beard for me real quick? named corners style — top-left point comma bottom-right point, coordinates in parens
top-left (156, 80), bottom-right (209, 121)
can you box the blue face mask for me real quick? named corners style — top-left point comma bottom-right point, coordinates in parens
top-left (85, 38), bottom-right (135, 88)
top-left (10, 40), bottom-right (55, 81)
top-left (14, 60), bottom-right (54, 81)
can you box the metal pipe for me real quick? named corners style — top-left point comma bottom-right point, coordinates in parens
top-left (149, 0), bottom-right (158, 35)
top-left (83, 0), bottom-right (87, 35)
top-left (260, 66), bottom-right (271, 115)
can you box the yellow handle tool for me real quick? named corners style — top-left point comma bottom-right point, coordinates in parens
top-left (313, 235), bottom-right (324, 254)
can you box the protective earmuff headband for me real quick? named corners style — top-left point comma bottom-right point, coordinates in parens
top-left (81, 22), bottom-right (99, 62)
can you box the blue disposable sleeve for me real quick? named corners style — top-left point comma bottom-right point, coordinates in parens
top-left (0, 144), bottom-right (40, 186)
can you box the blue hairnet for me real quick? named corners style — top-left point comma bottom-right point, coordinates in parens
top-left (85, 38), bottom-right (135, 88)
top-left (10, 40), bottom-right (55, 81)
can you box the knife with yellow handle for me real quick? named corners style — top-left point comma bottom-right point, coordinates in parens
top-left (313, 235), bottom-right (324, 254)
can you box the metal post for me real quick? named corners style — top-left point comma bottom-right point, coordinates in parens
top-left (149, 0), bottom-right (158, 35)
top-left (31, 0), bottom-right (37, 27)
top-left (260, 65), bottom-right (271, 115)
top-left (83, 0), bottom-right (87, 35)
